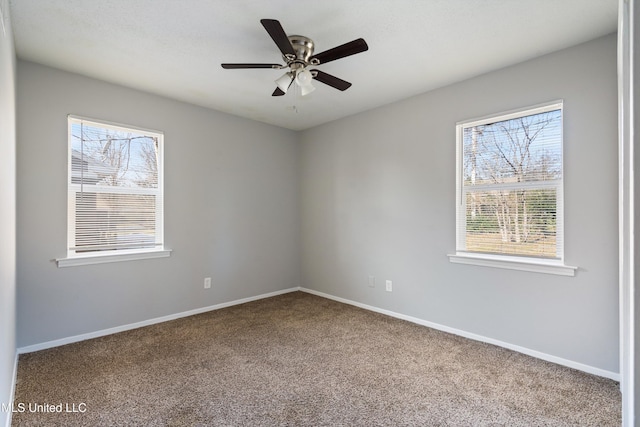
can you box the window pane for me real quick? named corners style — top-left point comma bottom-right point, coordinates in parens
top-left (71, 122), bottom-right (159, 188)
top-left (68, 116), bottom-right (164, 256)
top-left (75, 192), bottom-right (157, 252)
top-left (456, 103), bottom-right (563, 261)
top-left (464, 188), bottom-right (557, 258)
top-left (463, 109), bottom-right (562, 186)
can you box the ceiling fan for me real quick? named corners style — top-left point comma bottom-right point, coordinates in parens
top-left (221, 19), bottom-right (368, 97)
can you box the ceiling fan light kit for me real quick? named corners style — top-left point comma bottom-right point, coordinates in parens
top-left (294, 69), bottom-right (315, 95)
top-left (275, 72), bottom-right (294, 92)
top-left (221, 19), bottom-right (368, 97)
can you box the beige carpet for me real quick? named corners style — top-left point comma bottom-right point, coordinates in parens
top-left (12, 291), bottom-right (620, 426)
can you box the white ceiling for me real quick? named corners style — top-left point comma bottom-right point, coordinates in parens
top-left (9, 0), bottom-right (618, 131)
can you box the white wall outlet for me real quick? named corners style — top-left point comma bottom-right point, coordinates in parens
top-left (385, 280), bottom-right (393, 292)
top-left (368, 275), bottom-right (375, 288)
top-left (204, 277), bottom-right (211, 289)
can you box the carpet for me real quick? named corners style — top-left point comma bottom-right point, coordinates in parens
top-left (11, 291), bottom-right (621, 426)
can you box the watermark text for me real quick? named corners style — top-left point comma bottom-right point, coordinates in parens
top-left (1, 402), bottom-right (87, 413)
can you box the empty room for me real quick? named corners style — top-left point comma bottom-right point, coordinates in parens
top-left (0, 0), bottom-right (637, 426)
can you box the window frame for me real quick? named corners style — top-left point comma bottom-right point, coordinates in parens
top-left (57, 115), bottom-right (171, 267)
top-left (448, 101), bottom-right (576, 276)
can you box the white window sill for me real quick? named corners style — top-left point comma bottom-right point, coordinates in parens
top-left (56, 248), bottom-right (172, 268)
top-left (448, 252), bottom-right (577, 276)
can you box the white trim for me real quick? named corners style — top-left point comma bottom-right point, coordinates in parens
top-left (0, 0), bottom-right (6, 37)
top-left (69, 184), bottom-right (162, 195)
top-left (457, 100), bottom-right (564, 128)
top-left (17, 287), bottom-right (300, 354)
top-left (4, 352), bottom-right (18, 427)
top-left (465, 179), bottom-right (561, 193)
top-left (56, 248), bottom-right (172, 267)
top-left (455, 100), bottom-right (566, 264)
top-left (618, 0), bottom-right (634, 424)
top-left (16, 286), bottom-right (618, 382)
top-left (67, 114), bottom-right (163, 136)
top-left (448, 252), bottom-right (577, 276)
top-left (300, 287), bottom-right (619, 381)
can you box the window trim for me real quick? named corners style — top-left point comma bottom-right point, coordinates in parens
top-left (447, 252), bottom-right (577, 276)
top-left (449, 100), bottom-right (577, 276)
top-left (57, 115), bottom-right (170, 267)
top-left (56, 248), bottom-right (172, 268)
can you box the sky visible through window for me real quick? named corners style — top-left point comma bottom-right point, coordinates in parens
top-left (71, 121), bottom-right (159, 189)
top-left (463, 109), bottom-right (562, 186)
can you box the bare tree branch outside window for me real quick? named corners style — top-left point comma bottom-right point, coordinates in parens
top-left (461, 108), bottom-right (562, 258)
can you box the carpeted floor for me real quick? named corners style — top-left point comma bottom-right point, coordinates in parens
top-left (12, 291), bottom-right (620, 426)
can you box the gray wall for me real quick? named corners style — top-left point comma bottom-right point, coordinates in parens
top-left (14, 33), bottom-right (620, 377)
top-left (0, 0), bottom-right (16, 425)
top-left (299, 34), bottom-right (619, 373)
top-left (16, 61), bottom-right (300, 347)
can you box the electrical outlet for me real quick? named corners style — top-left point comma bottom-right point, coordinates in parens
top-left (368, 275), bottom-right (375, 288)
top-left (385, 280), bottom-right (393, 292)
top-left (204, 277), bottom-right (211, 289)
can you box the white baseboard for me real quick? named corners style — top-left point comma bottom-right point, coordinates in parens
top-left (16, 286), bottom-right (619, 382)
top-left (4, 351), bottom-right (18, 427)
top-left (17, 287), bottom-right (300, 354)
top-left (300, 287), bottom-right (620, 382)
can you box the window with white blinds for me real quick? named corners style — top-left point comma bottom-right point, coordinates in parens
top-left (455, 102), bottom-right (564, 261)
top-left (67, 116), bottom-right (164, 257)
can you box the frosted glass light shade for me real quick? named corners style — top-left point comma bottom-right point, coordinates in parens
top-left (275, 72), bottom-right (294, 92)
top-left (295, 69), bottom-right (315, 96)
top-left (295, 69), bottom-right (313, 86)
top-left (300, 83), bottom-right (316, 96)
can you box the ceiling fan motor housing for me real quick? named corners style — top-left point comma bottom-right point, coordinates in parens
top-left (286, 36), bottom-right (319, 67)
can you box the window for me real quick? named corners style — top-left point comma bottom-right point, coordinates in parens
top-left (449, 101), bottom-right (576, 276)
top-left (58, 116), bottom-right (170, 267)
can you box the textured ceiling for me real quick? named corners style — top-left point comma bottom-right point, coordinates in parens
top-left (9, 0), bottom-right (618, 131)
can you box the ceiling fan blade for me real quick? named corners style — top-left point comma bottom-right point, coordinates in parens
top-left (221, 63), bottom-right (282, 69)
top-left (312, 70), bottom-right (352, 91)
top-left (272, 87), bottom-right (286, 96)
top-left (310, 38), bottom-right (368, 65)
top-left (260, 19), bottom-right (296, 58)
